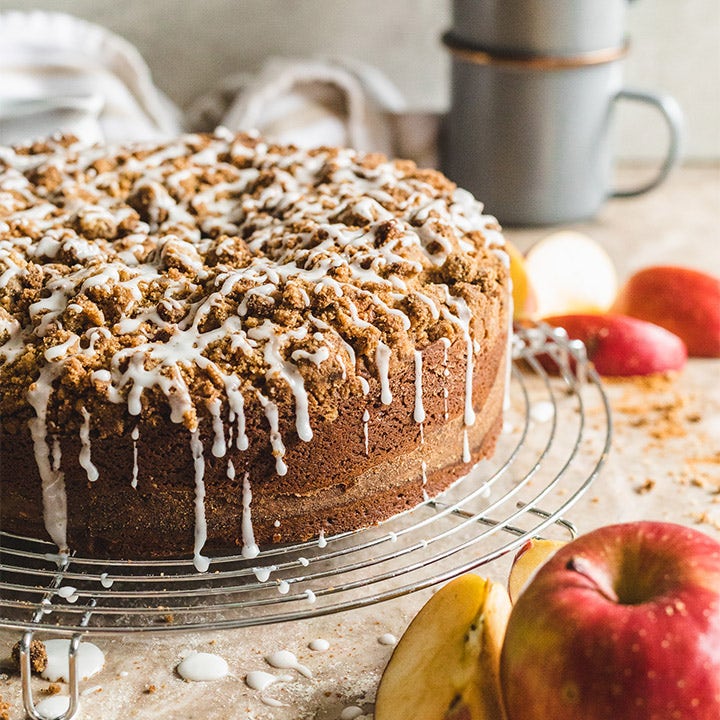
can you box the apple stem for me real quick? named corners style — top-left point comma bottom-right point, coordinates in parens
top-left (566, 556), bottom-right (619, 603)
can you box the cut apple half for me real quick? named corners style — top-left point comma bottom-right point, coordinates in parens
top-left (375, 574), bottom-right (511, 720)
top-left (508, 538), bottom-right (567, 603)
top-left (525, 231), bottom-right (618, 318)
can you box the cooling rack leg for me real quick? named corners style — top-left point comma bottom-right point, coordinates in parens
top-left (20, 631), bottom-right (80, 720)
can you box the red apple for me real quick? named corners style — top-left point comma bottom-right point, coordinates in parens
top-left (612, 265), bottom-right (720, 357)
top-left (543, 313), bottom-right (687, 376)
top-left (501, 521), bottom-right (720, 720)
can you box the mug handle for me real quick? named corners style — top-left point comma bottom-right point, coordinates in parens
top-left (610, 89), bottom-right (684, 198)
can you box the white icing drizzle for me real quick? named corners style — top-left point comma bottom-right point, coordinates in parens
top-left (239, 470), bottom-right (260, 559)
top-left (305, 588), bottom-right (317, 603)
top-left (375, 341), bottom-right (392, 405)
top-left (317, 529), bottom-right (327, 548)
top-left (177, 652), bottom-right (229, 682)
top-left (264, 650), bottom-right (313, 679)
top-left (131, 426), bottom-right (139, 489)
top-left (463, 428), bottom-right (471, 464)
top-left (413, 349), bottom-right (425, 424)
top-left (378, 633), bottom-right (398, 646)
top-left (190, 429), bottom-right (210, 572)
top-left (78, 407), bottom-right (99, 482)
top-left (253, 565), bottom-right (277, 582)
top-left (440, 337), bottom-right (451, 420)
top-left (340, 707), bottom-right (365, 720)
top-left (362, 408), bottom-right (370, 455)
top-left (440, 290), bottom-right (476, 428)
top-left (421, 460), bottom-right (429, 502)
top-left (41, 639), bottom-right (104, 682)
top-left (207, 398), bottom-right (227, 458)
top-left (277, 579), bottom-right (290, 594)
top-left (260, 396), bottom-right (288, 476)
top-left (27, 366), bottom-right (67, 549)
top-left (245, 670), bottom-right (282, 691)
top-left (308, 638), bottom-right (330, 652)
top-left (35, 696), bottom-right (70, 720)
top-left (99, 572), bottom-right (114, 588)
top-left (248, 321), bottom-right (313, 442)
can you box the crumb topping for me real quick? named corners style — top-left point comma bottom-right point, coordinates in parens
top-left (0, 130), bottom-right (506, 436)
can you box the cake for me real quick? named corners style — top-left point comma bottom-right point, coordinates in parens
top-left (0, 130), bottom-right (509, 567)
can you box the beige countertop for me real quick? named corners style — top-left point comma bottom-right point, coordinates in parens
top-left (1, 164), bottom-right (719, 720)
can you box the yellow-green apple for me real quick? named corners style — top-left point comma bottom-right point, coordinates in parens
top-left (524, 231), bottom-right (617, 318)
top-left (505, 240), bottom-right (537, 320)
top-left (501, 521), bottom-right (720, 720)
top-left (612, 265), bottom-right (720, 357)
top-left (375, 574), bottom-right (511, 720)
top-left (507, 538), bottom-right (567, 603)
top-left (543, 313), bottom-right (687, 376)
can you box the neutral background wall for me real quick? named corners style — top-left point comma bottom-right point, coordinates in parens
top-left (1, 0), bottom-right (718, 161)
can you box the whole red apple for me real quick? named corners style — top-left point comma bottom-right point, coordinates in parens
top-left (501, 521), bottom-right (720, 720)
top-left (612, 265), bottom-right (720, 358)
top-left (543, 313), bottom-right (687, 376)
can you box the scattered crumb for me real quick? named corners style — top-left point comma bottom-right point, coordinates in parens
top-left (0, 694), bottom-right (9, 720)
top-left (144, 684), bottom-right (157, 694)
top-left (635, 479), bottom-right (656, 495)
top-left (11, 639), bottom-right (47, 673)
top-left (690, 512), bottom-right (720, 532)
top-left (41, 683), bottom-right (61, 696)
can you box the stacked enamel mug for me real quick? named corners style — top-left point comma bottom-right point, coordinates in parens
top-left (442, 0), bottom-right (683, 225)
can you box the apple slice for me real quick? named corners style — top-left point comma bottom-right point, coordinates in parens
top-left (375, 574), bottom-right (511, 720)
top-left (612, 265), bottom-right (720, 357)
top-left (543, 313), bottom-right (687, 376)
top-left (525, 231), bottom-right (618, 318)
top-left (508, 538), bottom-right (567, 603)
top-left (505, 241), bottom-right (536, 320)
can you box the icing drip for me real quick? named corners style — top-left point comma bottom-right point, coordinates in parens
top-left (317, 529), bottom-right (327, 548)
top-left (248, 321), bottom-right (313, 442)
top-left (413, 350), bottom-right (425, 424)
top-left (208, 398), bottom-right (227, 458)
top-left (253, 565), bottom-right (277, 582)
top-left (362, 409), bottom-right (370, 455)
top-left (190, 429), bottom-right (210, 572)
top-left (239, 470), bottom-right (260, 559)
top-left (78, 407), bottom-right (99, 482)
top-left (375, 341), bottom-right (392, 405)
top-left (421, 460), bottom-right (429, 502)
top-left (27, 366), bottom-right (67, 549)
top-left (260, 396), bottom-right (287, 476)
top-left (176, 652), bottom-right (229, 682)
top-left (131, 426), bottom-right (139, 489)
top-left (264, 650), bottom-right (313, 678)
top-left (441, 291), bottom-right (476, 428)
top-left (463, 428), bottom-right (471, 464)
top-left (441, 337), bottom-right (451, 420)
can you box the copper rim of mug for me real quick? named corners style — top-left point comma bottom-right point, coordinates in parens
top-left (442, 32), bottom-right (630, 70)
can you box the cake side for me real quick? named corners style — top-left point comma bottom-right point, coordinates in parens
top-left (0, 131), bottom-right (508, 564)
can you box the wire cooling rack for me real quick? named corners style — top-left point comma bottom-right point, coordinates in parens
top-left (1, 324), bottom-right (611, 720)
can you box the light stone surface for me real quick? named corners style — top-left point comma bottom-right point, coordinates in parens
top-left (1, 164), bottom-right (719, 718)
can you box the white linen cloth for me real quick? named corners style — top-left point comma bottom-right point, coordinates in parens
top-left (0, 11), bottom-right (183, 146)
top-left (0, 10), bottom-right (437, 163)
